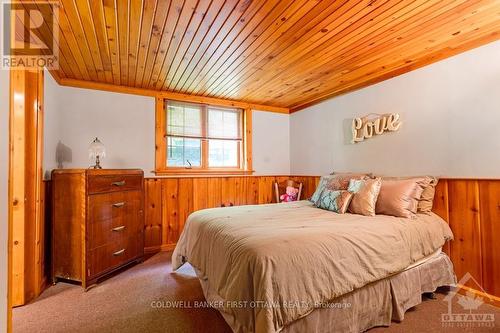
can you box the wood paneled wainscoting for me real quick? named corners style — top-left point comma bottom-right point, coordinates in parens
top-left (142, 176), bottom-right (320, 253)
top-left (142, 176), bottom-right (500, 306)
top-left (433, 179), bottom-right (500, 306)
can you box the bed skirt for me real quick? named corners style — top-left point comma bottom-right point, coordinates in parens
top-left (197, 252), bottom-right (456, 333)
top-left (282, 252), bottom-right (456, 333)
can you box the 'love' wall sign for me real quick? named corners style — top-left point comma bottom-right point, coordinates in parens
top-left (352, 113), bottom-right (402, 143)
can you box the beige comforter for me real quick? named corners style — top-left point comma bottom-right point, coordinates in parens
top-left (172, 201), bottom-right (453, 333)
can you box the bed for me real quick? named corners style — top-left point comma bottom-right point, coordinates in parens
top-left (172, 200), bottom-right (455, 333)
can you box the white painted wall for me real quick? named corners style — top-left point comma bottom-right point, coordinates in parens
top-left (252, 111), bottom-right (290, 175)
top-left (44, 74), bottom-right (156, 177)
top-left (44, 74), bottom-right (291, 177)
top-left (0, 67), bottom-right (9, 332)
top-left (290, 40), bottom-right (500, 178)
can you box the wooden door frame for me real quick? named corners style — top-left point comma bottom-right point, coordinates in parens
top-left (7, 68), bottom-right (14, 333)
top-left (8, 68), bottom-right (45, 332)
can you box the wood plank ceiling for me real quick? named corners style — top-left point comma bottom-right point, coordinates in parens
top-left (30, 0), bottom-right (500, 111)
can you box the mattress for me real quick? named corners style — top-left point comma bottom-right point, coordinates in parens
top-left (173, 201), bottom-right (453, 333)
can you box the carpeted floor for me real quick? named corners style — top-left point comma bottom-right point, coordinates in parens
top-left (14, 251), bottom-right (500, 333)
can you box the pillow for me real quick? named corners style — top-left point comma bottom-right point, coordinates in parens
top-left (375, 178), bottom-right (425, 218)
top-left (315, 189), bottom-right (353, 214)
top-left (310, 176), bottom-right (330, 204)
top-left (347, 178), bottom-right (382, 216)
top-left (418, 177), bottom-right (438, 213)
top-left (310, 174), bottom-right (367, 204)
top-left (377, 176), bottom-right (438, 213)
top-left (330, 171), bottom-right (375, 179)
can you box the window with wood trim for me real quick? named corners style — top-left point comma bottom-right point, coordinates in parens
top-left (155, 98), bottom-right (252, 175)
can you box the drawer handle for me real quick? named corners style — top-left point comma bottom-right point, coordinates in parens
top-left (112, 202), bottom-right (126, 208)
top-left (112, 226), bottom-right (126, 232)
top-left (112, 180), bottom-right (126, 186)
top-left (113, 249), bottom-right (125, 256)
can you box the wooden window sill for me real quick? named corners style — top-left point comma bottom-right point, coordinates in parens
top-left (153, 169), bottom-right (255, 177)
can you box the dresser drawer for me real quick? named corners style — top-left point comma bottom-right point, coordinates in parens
top-left (88, 191), bottom-right (142, 222)
top-left (88, 235), bottom-right (143, 279)
top-left (88, 191), bottom-right (143, 249)
top-left (88, 174), bottom-right (142, 194)
top-left (88, 210), bottom-right (143, 250)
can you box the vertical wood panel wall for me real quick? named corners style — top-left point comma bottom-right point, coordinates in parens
top-left (142, 176), bottom-right (500, 302)
top-left (143, 176), bottom-right (320, 253)
top-left (432, 179), bottom-right (500, 302)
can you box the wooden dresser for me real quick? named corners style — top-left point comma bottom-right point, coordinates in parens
top-left (52, 169), bottom-right (144, 289)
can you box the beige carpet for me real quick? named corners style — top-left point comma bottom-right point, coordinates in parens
top-left (14, 252), bottom-right (500, 333)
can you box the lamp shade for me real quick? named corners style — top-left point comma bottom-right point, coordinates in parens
top-left (88, 137), bottom-right (106, 161)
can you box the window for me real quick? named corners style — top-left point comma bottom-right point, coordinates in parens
top-left (166, 102), bottom-right (203, 167)
top-left (155, 99), bottom-right (252, 175)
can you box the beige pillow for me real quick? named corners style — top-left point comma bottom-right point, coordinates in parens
top-left (376, 178), bottom-right (425, 218)
top-left (347, 178), bottom-right (382, 216)
top-left (379, 176), bottom-right (438, 213)
top-left (418, 177), bottom-right (438, 213)
top-left (325, 174), bottom-right (368, 191)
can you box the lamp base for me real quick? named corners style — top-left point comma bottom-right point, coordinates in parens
top-left (90, 155), bottom-right (102, 169)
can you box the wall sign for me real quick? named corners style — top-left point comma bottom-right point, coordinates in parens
top-left (352, 113), bottom-right (402, 143)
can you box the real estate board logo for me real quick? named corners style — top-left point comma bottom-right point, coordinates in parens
top-left (442, 272), bottom-right (495, 328)
top-left (1, 0), bottom-right (59, 69)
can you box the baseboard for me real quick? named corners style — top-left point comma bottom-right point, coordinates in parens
top-left (456, 284), bottom-right (500, 308)
top-left (160, 244), bottom-right (176, 251)
top-left (145, 244), bottom-right (176, 252)
top-left (144, 246), bottom-right (161, 254)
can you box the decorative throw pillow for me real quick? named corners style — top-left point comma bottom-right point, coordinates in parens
top-left (315, 189), bottom-right (353, 214)
top-left (417, 177), bottom-right (438, 213)
top-left (310, 176), bottom-right (331, 204)
top-left (347, 178), bottom-right (382, 216)
top-left (330, 171), bottom-right (375, 179)
top-left (310, 174), bottom-right (368, 205)
top-left (375, 178), bottom-right (425, 218)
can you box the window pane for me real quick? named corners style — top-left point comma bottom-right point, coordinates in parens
top-left (208, 107), bottom-right (241, 139)
top-left (167, 137), bottom-right (201, 167)
top-left (208, 139), bottom-right (239, 167)
top-left (167, 102), bottom-right (202, 137)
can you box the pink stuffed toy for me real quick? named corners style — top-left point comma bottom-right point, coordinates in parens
top-left (280, 186), bottom-right (299, 202)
